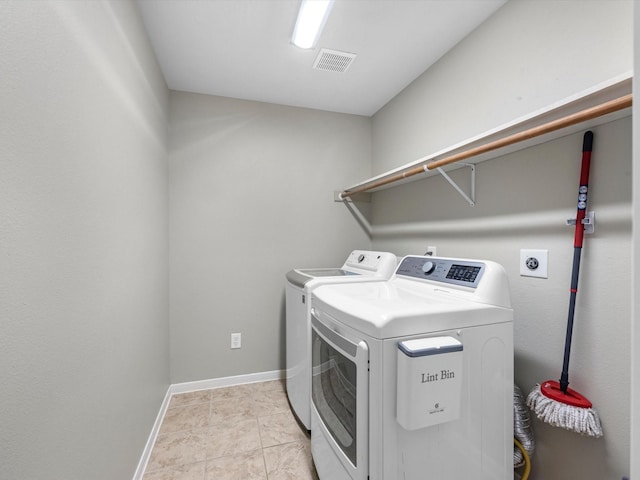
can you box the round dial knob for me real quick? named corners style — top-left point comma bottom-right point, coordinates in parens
top-left (357, 254), bottom-right (365, 263)
top-left (422, 261), bottom-right (436, 275)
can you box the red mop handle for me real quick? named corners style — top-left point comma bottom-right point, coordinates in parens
top-left (574, 131), bottom-right (593, 249)
top-left (559, 131), bottom-right (593, 394)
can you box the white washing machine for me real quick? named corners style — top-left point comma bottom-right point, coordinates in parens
top-left (286, 250), bottom-right (398, 430)
top-left (310, 255), bottom-right (514, 480)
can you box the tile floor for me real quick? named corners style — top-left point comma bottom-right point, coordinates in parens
top-left (143, 380), bottom-right (318, 480)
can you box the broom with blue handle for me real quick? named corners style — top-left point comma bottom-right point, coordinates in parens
top-left (526, 131), bottom-right (603, 438)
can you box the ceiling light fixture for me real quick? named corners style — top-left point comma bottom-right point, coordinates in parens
top-left (291, 0), bottom-right (334, 49)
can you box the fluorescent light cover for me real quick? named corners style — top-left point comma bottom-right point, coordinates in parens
top-left (292, 0), bottom-right (334, 49)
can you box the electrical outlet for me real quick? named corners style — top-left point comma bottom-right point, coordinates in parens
top-left (425, 246), bottom-right (437, 256)
top-left (520, 249), bottom-right (548, 278)
top-left (231, 333), bottom-right (241, 349)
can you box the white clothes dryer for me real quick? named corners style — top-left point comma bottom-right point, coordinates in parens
top-left (310, 255), bottom-right (514, 480)
top-left (285, 250), bottom-right (398, 430)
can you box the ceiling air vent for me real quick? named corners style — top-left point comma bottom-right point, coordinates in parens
top-left (313, 48), bottom-right (356, 73)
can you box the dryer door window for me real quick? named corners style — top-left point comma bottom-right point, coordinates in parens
top-left (311, 324), bottom-right (362, 467)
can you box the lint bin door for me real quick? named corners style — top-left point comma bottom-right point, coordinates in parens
top-left (396, 336), bottom-right (463, 430)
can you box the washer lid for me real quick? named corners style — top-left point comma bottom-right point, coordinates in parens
top-left (285, 250), bottom-right (398, 289)
top-left (285, 268), bottom-right (359, 288)
top-left (297, 268), bottom-right (355, 277)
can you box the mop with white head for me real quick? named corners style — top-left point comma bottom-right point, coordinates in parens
top-left (526, 382), bottom-right (602, 438)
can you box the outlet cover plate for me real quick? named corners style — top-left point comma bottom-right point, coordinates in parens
top-left (520, 249), bottom-right (548, 278)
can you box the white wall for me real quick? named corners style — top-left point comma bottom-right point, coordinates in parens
top-left (373, 0), bottom-right (632, 176)
top-left (370, 1), bottom-right (632, 479)
top-left (0, 1), bottom-right (169, 478)
top-left (169, 91), bottom-right (371, 383)
top-left (631, 3), bottom-right (639, 479)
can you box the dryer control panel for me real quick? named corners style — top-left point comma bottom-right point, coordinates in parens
top-left (396, 256), bottom-right (485, 288)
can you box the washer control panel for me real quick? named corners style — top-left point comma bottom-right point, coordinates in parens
top-left (344, 250), bottom-right (395, 272)
top-left (396, 256), bottom-right (485, 288)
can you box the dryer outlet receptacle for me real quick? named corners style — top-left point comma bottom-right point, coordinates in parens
top-left (520, 249), bottom-right (548, 278)
top-left (231, 333), bottom-right (242, 349)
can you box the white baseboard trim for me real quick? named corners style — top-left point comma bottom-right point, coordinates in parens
top-left (132, 385), bottom-right (172, 480)
top-left (170, 369), bottom-right (284, 395)
top-left (132, 369), bottom-right (285, 480)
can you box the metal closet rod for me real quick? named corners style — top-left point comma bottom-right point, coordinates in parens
top-left (340, 93), bottom-right (632, 199)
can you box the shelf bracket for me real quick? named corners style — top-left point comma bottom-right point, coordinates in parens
top-left (566, 210), bottom-right (595, 234)
top-left (434, 163), bottom-right (476, 207)
top-left (337, 193), bottom-right (373, 237)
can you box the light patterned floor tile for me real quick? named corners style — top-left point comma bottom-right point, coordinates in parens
top-left (211, 384), bottom-right (255, 401)
top-left (147, 428), bottom-right (208, 471)
top-left (259, 379), bottom-right (285, 391)
top-left (263, 442), bottom-right (318, 480)
top-left (205, 450), bottom-right (267, 480)
top-left (207, 417), bottom-right (262, 459)
top-left (169, 390), bottom-right (212, 409)
top-left (143, 381), bottom-right (317, 479)
top-left (253, 387), bottom-right (291, 417)
top-left (160, 402), bottom-right (210, 434)
top-left (210, 394), bottom-right (255, 424)
top-left (258, 411), bottom-right (308, 448)
top-left (143, 461), bottom-right (205, 480)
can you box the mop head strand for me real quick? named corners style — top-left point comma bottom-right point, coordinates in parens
top-left (526, 382), bottom-right (603, 438)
